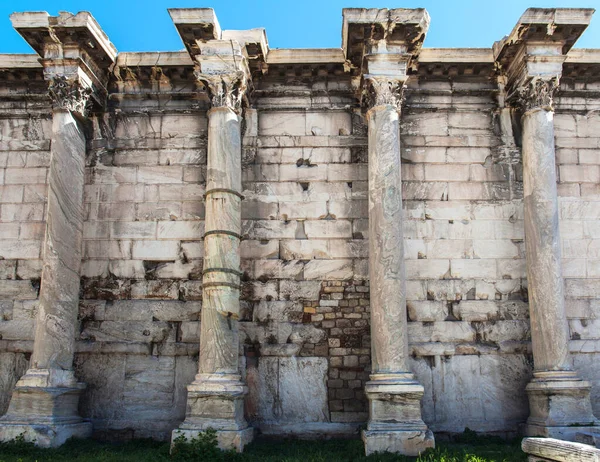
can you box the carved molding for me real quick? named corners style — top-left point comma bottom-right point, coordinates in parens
top-left (195, 69), bottom-right (247, 113)
top-left (48, 76), bottom-right (93, 117)
top-left (514, 76), bottom-right (560, 112)
top-left (362, 76), bottom-right (407, 113)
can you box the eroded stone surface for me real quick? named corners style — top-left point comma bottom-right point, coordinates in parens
top-left (0, 5), bottom-right (599, 451)
top-left (522, 437), bottom-right (600, 462)
top-left (357, 8), bottom-right (435, 454)
top-left (246, 357), bottom-right (328, 425)
top-left (171, 29), bottom-right (253, 448)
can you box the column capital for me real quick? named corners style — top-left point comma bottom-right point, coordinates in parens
top-left (48, 75), bottom-right (93, 117)
top-left (190, 37), bottom-right (250, 113)
top-left (514, 76), bottom-right (560, 113)
top-left (194, 71), bottom-right (248, 113)
top-left (493, 8), bottom-right (594, 111)
top-left (10, 11), bottom-right (117, 114)
top-left (169, 9), bottom-right (268, 113)
top-left (342, 8), bottom-right (429, 113)
top-left (363, 76), bottom-right (407, 113)
top-left (342, 8), bottom-right (430, 71)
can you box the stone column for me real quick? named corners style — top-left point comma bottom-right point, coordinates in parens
top-left (0, 77), bottom-right (92, 447)
top-left (172, 73), bottom-right (253, 452)
top-left (492, 8), bottom-right (597, 440)
top-left (518, 77), bottom-right (599, 439)
top-left (362, 77), bottom-right (434, 457)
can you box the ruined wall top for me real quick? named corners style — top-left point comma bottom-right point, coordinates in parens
top-left (0, 7), bottom-right (598, 110)
top-left (9, 11), bottom-right (118, 114)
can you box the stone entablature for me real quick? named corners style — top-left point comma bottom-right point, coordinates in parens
top-left (0, 6), bottom-right (599, 457)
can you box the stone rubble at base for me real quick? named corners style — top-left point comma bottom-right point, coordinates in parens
top-left (522, 437), bottom-right (600, 462)
top-left (0, 5), bottom-right (598, 458)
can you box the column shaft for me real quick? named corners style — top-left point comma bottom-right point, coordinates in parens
top-left (522, 108), bottom-right (571, 373)
top-left (31, 109), bottom-right (85, 380)
top-left (0, 108), bottom-right (91, 447)
top-left (200, 106), bottom-right (243, 376)
top-left (362, 99), bottom-right (434, 456)
top-left (367, 105), bottom-right (409, 374)
top-left (520, 95), bottom-right (599, 439)
top-left (173, 104), bottom-right (253, 452)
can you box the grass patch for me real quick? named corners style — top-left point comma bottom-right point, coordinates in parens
top-left (0, 430), bottom-right (526, 462)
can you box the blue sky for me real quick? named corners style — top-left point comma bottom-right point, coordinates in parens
top-left (0, 0), bottom-right (598, 54)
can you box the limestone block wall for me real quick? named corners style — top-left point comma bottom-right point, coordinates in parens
top-left (0, 48), bottom-right (599, 441)
top-left (555, 78), bottom-right (600, 418)
top-left (74, 110), bottom-right (207, 438)
top-left (240, 72), bottom-right (370, 434)
top-left (239, 71), bottom-right (533, 435)
top-left (0, 110), bottom-right (50, 417)
top-left (401, 76), bottom-right (532, 434)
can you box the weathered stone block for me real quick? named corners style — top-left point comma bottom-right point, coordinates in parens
top-left (111, 222), bottom-right (156, 239)
top-left (157, 221), bottom-right (203, 240)
top-left (259, 112), bottom-right (307, 136)
top-left (246, 357), bottom-right (328, 424)
top-left (132, 240), bottom-right (180, 260)
top-left (252, 260), bottom-right (304, 281)
top-left (407, 301), bottom-right (448, 322)
top-left (279, 281), bottom-right (321, 301)
top-left (0, 240), bottom-right (41, 259)
top-left (304, 260), bottom-right (353, 280)
top-left (408, 321), bottom-right (475, 343)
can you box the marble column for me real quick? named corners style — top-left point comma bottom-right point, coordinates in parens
top-left (362, 77), bottom-right (434, 457)
top-left (0, 76), bottom-right (92, 447)
top-left (519, 77), bottom-right (599, 439)
top-left (172, 73), bottom-right (253, 452)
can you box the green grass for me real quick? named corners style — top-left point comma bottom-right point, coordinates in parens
top-left (0, 431), bottom-right (526, 462)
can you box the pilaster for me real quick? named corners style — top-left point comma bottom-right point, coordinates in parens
top-left (343, 8), bottom-right (434, 457)
top-left (0, 11), bottom-right (116, 447)
top-left (494, 8), bottom-right (599, 440)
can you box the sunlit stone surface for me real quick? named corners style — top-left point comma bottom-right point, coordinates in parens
top-left (0, 5), bottom-right (598, 455)
top-left (495, 8), bottom-right (599, 440)
top-left (0, 11), bottom-right (116, 447)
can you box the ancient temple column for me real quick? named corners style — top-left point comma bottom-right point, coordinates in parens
top-left (172, 72), bottom-right (253, 452)
top-left (0, 78), bottom-right (92, 447)
top-left (338, 7), bottom-right (434, 456)
top-left (521, 79), bottom-right (571, 374)
top-left (492, 8), bottom-right (598, 440)
top-left (167, 10), bottom-right (266, 452)
top-left (365, 79), bottom-right (410, 376)
top-left (0, 12), bottom-right (116, 448)
top-left (519, 77), bottom-right (599, 439)
top-left (362, 77), bottom-right (434, 457)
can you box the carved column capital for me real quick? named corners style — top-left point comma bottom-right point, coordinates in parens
top-left (513, 76), bottom-right (560, 113)
top-left (48, 76), bottom-right (93, 117)
top-left (195, 70), bottom-right (248, 113)
top-left (362, 76), bottom-right (407, 113)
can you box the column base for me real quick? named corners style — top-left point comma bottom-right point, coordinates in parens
top-left (0, 377), bottom-right (90, 447)
top-left (363, 429), bottom-right (435, 457)
top-left (363, 373), bottom-right (435, 456)
top-left (173, 427), bottom-right (254, 453)
top-left (0, 421), bottom-right (92, 448)
top-left (172, 373), bottom-right (254, 452)
top-left (525, 371), bottom-right (599, 441)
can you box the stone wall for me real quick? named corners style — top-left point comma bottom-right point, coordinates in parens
top-left (556, 80), bottom-right (600, 419)
top-left (0, 111), bottom-right (51, 417)
top-left (0, 8), bottom-right (599, 444)
top-left (77, 110), bottom-right (207, 439)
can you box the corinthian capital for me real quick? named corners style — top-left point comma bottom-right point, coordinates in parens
top-left (514, 76), bottom-right (560, 113)
top-left (363, 76), bottom-right (406, 113)
top-left (195, 70), bottom-right (247, 113)
top-left (48, 76), bottom-right (93, 117)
